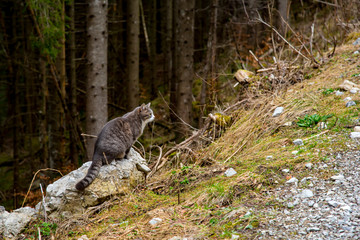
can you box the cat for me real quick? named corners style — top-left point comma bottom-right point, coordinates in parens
top-left (75, 103), bottom-right (155, 191)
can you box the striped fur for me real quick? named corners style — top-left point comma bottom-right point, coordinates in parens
top-left (75, 103), bottom-right (154, 191)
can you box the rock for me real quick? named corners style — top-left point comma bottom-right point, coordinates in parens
top-left (283, 121), bottom-right (292, 126)
top-left (149, 217), bottom-right (162, 225)
top-left (335, 90), bottom-right (344, 96)
top-left (343, 97), bottom-right (352, 101)
top-left (224, 168), bottom-right (237, 177)
top-left (231, 234), bottom-right (240, 239)
top-left (328, 200), bottom-right (339, 207)
top-left (272, 107), bottom-right (284, 117)
top-left (350, 132), bottom-right (360, 139)
top-left (36, 148), bottom-right (148, 218)
top-left (308, 200), bottom-right (315, 207)
top-left (244, 211), bottom-right (252, 217)
top-left (346, 101), bottom-right (356, 107)
top-left (354, 50), bottom-right (360, 55)
top-left (354, 126), bottom-right (360, 132)
top-left (341, 205), bottom-right (351, 211)
top-left (336, 153), bottom-right (342, 159)
top-left (353, 37), bottom-right (360, 45)
top-left (293, 139), bottom-right (304, 146)
top-left (0, 207), bottom-right (36, 239)
top-left (266, 155), bottom-right (273, 160)
top-left (339, 80), bottom-right (360, 92)
top-left (292, 150), bottom-right (299, 155)
top-left (307, 227), bottom-right (320, 232)
top-left (282, 169), bottom-right (290, 173)
top-left (286, 177), bottom-right (298, 185)
top-left (300, 189), bottom-right (314, 198)
top-left (234, 69), bottom-right (254, 83)
top-left (318, 122), bottom-right (327, 129)
top-left (77, 235), bottom-right (90, 240)
top-left (331, 174), bottom-right (345, 181)
top-left (350, 89), bottom-right (357, 94)
top-left (305, 163), bottom-right (313, 169)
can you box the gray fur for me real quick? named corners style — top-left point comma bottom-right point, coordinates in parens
top-left (75, 103), bottom-right (154, 191)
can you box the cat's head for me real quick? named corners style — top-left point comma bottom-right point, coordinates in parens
top-left (138, 103), bottom-right (155, 124)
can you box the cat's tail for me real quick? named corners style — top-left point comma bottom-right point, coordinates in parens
top-left (75, 160), bottom-right (102, 191)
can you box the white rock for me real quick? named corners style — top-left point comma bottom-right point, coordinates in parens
top-left (36, 148), bottom-right (148, 218)
top-left (331, 174), bottom-right (345, 181)
top-left (77, 235), bottom-right (90, 240)
top-left (1, 207), bottom-right (36, 239)
top-left (292, 150), bottom-right (299, 155)
top-left (149, 217), bottom-right (162, 225)
top-left (350, 89), bottom-right (358, 94)
top-left (300, 189), bottom-right (314, 198)
top-left (339, 80), bottom-right (360, 91)
top-left (335, 90), bottom-right (344, 96)
top-left (282, 169), bottom-right (290, 173)
top-left (305, 163), bottom-right (313, 169)
top-left (266, 155), bottom-right (273, 160)
top-left (354, 126), bottom-right (360, 132)
top-left (354, 50), bottom-right (360, 55)
top-left (231, 234), bottom-right (240, 239)
top-left (344, 97), bottom-right (352, 101)
top-left (346, 101), bottom-right (356, 107)
top-left (283, 121), bottom-right (292, 126)
top-left (293, 139), bottom-right (304, 145)
top-left (328, 200), bottom-right (339, 207)
top-left (341, 205), bottom-right (351, 211)
top-left (272, 107), bottom-right (284, 117)
top-left (224, 168), bottom-right (237, 177)
top-left (350, 132), bottom-right (360, 139)
top-left (286, 177), bottom-right (299, 185)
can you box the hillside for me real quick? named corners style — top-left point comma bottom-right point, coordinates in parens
top-left (26, 35), bottom-right (360, 239)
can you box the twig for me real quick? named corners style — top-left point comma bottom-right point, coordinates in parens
top-left (81, 133), bottom-right (98, 138)
top-left (255, 14), bottom-right (311, 62)
top-left (39, 184), bottom-right (47, 222)
top-left (139, 0), bottom-right (150, 57)
top-left (22, 168), bottom-right (63, 207)
top-left (147, 145), bottom-right (163, 178)
top-left (249, 50), bottom-right (265, 68)
top-left (310, 23), bottom-right (315, 57)
top-left (304, 130), bottom-right (329, 141)
top-left (38, 227), bottom-right (42, 240)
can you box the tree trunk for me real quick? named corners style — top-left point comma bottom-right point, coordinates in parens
top-left (164, 0), bottom-right (173, 94)
top-left (40, 58), bottom-right (49, 167)
top-left (278, 0), bottom-right (289, 36)
top-left (69, 0), bottom-right (78, 165)
top-left (86, 0), bottom-right (108, 160)
top-left (149, 0), bottom-right (157, 99)
top-left (127, 0), bottom-right (140, 110)
top-left (174, 0), bottom-right (195, 132)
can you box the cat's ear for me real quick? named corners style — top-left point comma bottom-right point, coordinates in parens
top-left (146, 102), bottom-right (151, 108)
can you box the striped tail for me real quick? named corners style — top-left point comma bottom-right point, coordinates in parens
top-left (75, 160), bottom-right (102, 191)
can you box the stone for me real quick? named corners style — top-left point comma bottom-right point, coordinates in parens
top-left (353, 37), bottom-right (360, 45)
top-left (307, 227), bottom-right (320, 232)
top-left (328, 200), bottom-right (339, 207)
top-left (346, 101), bottom-right (356, 107)
top-left (272, 107), bottom-right (284, 117)
top-left (293, 139), bottom-right (304, 145)
top-left (231, 234), bottom-right (240, 239)
top-left (244, 211), bottom-right (252, 217)
top-left (283, 121), bottom-right (292, 126)
top-left (331, 174), bottom-right (345, 181)
top-left (300, 189), bottom-right (314, 198)
top-left (335, 90), bottom-right (344, 96)
top-left (308, 200), bottom-right (315, 207)
top-left (305, 163), bottom-right (313, 169)
top-left (354, 126), bottom-right (360, 132)
top-left (354, 50), bottom-right (360, 55)
top-left (339, 80), bottom-right (360, 92)
top-left (350, 132), bottom-right (360, 139)
top-left (282, 169), bottom-right (290, 173)
top-left (318, 122), bottom-right (327, 129)
top-left (286, 177), bottom-right (298, 185)
top-left (341, 205), bottom-right (351, 211)
top-left (234, 69), bottom-right (254, 83)
top-left (77, 235), bottom-right (90, 240)
top-left (224, 168), bottom-right (237, 177)
top-left (0, 207), bottom-right (36, 239)
top-left (35, 148), bottom-right (148, 218)
top-left (343, 97), bottom-right (352, 101)
top-left (292, 150), bottom-right (299, 155)
top-left (149, 217), bottom-right (162, 225)
top-left (266, 155), bottom-right (273, 160)
top-left (350, 89), bottom-right (357, 94)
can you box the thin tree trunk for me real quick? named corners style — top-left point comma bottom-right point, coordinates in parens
top-left (127, 0), bottom-right (140, 110)
top-left (149, 0), bottom-right (157, 98)
top-left (86, 0), bottom-right (109, 159)
top-left (170, 0), bottom-right (178, 123)
top-left (164, 0), bottom-right (173, 93)
top-left (174, 0), bottom-right (195, 132)
top-left (40, 58), bottom-right (49, 167)
top-left (69, 0), bottom-right (78, 165)
top-left (278, 0), bottom-right (289, 36)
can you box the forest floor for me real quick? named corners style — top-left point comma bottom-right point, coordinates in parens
top-left (28, 34), bottom-right (360, 240)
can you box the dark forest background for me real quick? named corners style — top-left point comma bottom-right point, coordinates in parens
top-left (0, 0), bottom-right (359, 210)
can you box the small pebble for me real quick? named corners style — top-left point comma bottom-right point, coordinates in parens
top-left (305, 163), bottom-right (313, 169)
top-left (224, 168), bottom-right (237, 177)
top-left (346, 101), bottom-right (356, 107)
top-left (273, 107), bottom-right (284, 117)
top-left (293, 139), bottom-right (304, 146)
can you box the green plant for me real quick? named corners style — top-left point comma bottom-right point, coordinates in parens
top-left (321, 88), bottom-right (335, 95)
top-left (35, 221), bottom-right (57, 237)
top-left (297, 114), bottom-right (333, 128)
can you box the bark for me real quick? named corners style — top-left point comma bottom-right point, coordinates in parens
top-left (278, 0), bottom-right (289, 36)
top-left (149, 0), bottom-right (157, 98)
top-left (86, 0), bottom-right (109, 160)
top-left (40, 58), bottom-right (49, 167)
top-left (174, 0), bottom-right (195, 132)
top-left (164, 0), bottom-right (173, 93)
top-left (69, 0), bottom-right (78, 165)
top-left (127, 0), bottom-right (140, 110)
